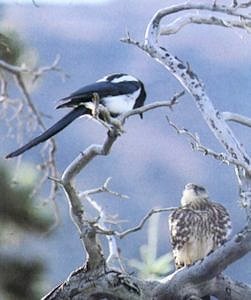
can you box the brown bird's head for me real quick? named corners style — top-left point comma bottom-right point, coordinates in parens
top-left (181, 183), bottom-right (209, 207)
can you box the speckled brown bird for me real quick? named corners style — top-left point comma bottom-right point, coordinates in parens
top-left (169, 183), bottom-right (232, 299)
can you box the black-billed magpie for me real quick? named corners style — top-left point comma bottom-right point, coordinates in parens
top-left (6, 73), bottom-right (146, 158)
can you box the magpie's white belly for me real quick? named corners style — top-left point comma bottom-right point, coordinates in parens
top-left (102, 89), bottom-right (140, 114)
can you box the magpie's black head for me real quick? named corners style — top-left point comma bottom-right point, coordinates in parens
top-left (99, 73), bottom-right (144, 86)
top-left (104, 73), bottom-right (128, 82)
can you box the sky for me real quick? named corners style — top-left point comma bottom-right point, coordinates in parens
top-left (1, 0), bottom-right (251, 295)
top-left (3, 0), bottom-right (112, 4)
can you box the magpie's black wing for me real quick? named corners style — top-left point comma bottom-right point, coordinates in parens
top-left (6, 106), bottom-right (87, 158)
top-left (56, 81), bottom-right (141, 109)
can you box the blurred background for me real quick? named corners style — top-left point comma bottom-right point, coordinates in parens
top-left (1, 0), bottom-right (251, 299)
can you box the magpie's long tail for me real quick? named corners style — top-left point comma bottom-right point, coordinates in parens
top-left (5, 106), bottom-right (88, 158)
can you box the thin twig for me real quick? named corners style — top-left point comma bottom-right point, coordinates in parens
top-left (120, 90), bottom-right (184, 124)
top-left (117, 207), bottom-right (176, 239)
top-left (32, 54), bottom-right (69, 83)
top-left (94, 207), bottom-right (177, 238)
top-left (166, 116), bottom-right (251, 174)
top-left (79, 177), bottom-right (129, 199)
top-left (0, 56), bottom-right (66, 206)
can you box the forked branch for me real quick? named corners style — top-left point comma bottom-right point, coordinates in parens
top-left (60, 95), bottom-right (181, 272)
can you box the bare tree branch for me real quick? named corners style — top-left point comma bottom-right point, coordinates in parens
top-left (42, 228), bottom-right (251, 300)
top-left (117, 207), bottom-right (176, 239)
top-left (42, 269), bottom-right (157, 300)
top-left (0, 57), bottom-right (66, 203)
top-left (239, 1), bottom-right (251, 8)
top-left (60, 97), bottom-right (181, 271)
top-left (154, 228), bottom-right (251, 300)
top-left (144, 2), bottom-right (251, 22)
top-left (79, 177), bottom-right (129, 199)
top-left (88, 206), bottom-right (177, 239)
top-left (222, 111), bottom-right (251, 128)
top-left (32, 54), bottom-right (69, 83)
top-left (160, 14), bottom-right (251, 35)
top-left (120, 90), bottom-right (184, 123)
top-left (122, 2), bottom-right (251, 226)
top-left (166, 116), bottom-right (251, 174)
top-left (79, 178), bottom-right (127, 271)
top-left (213, 274), bottom-right (251, 300)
